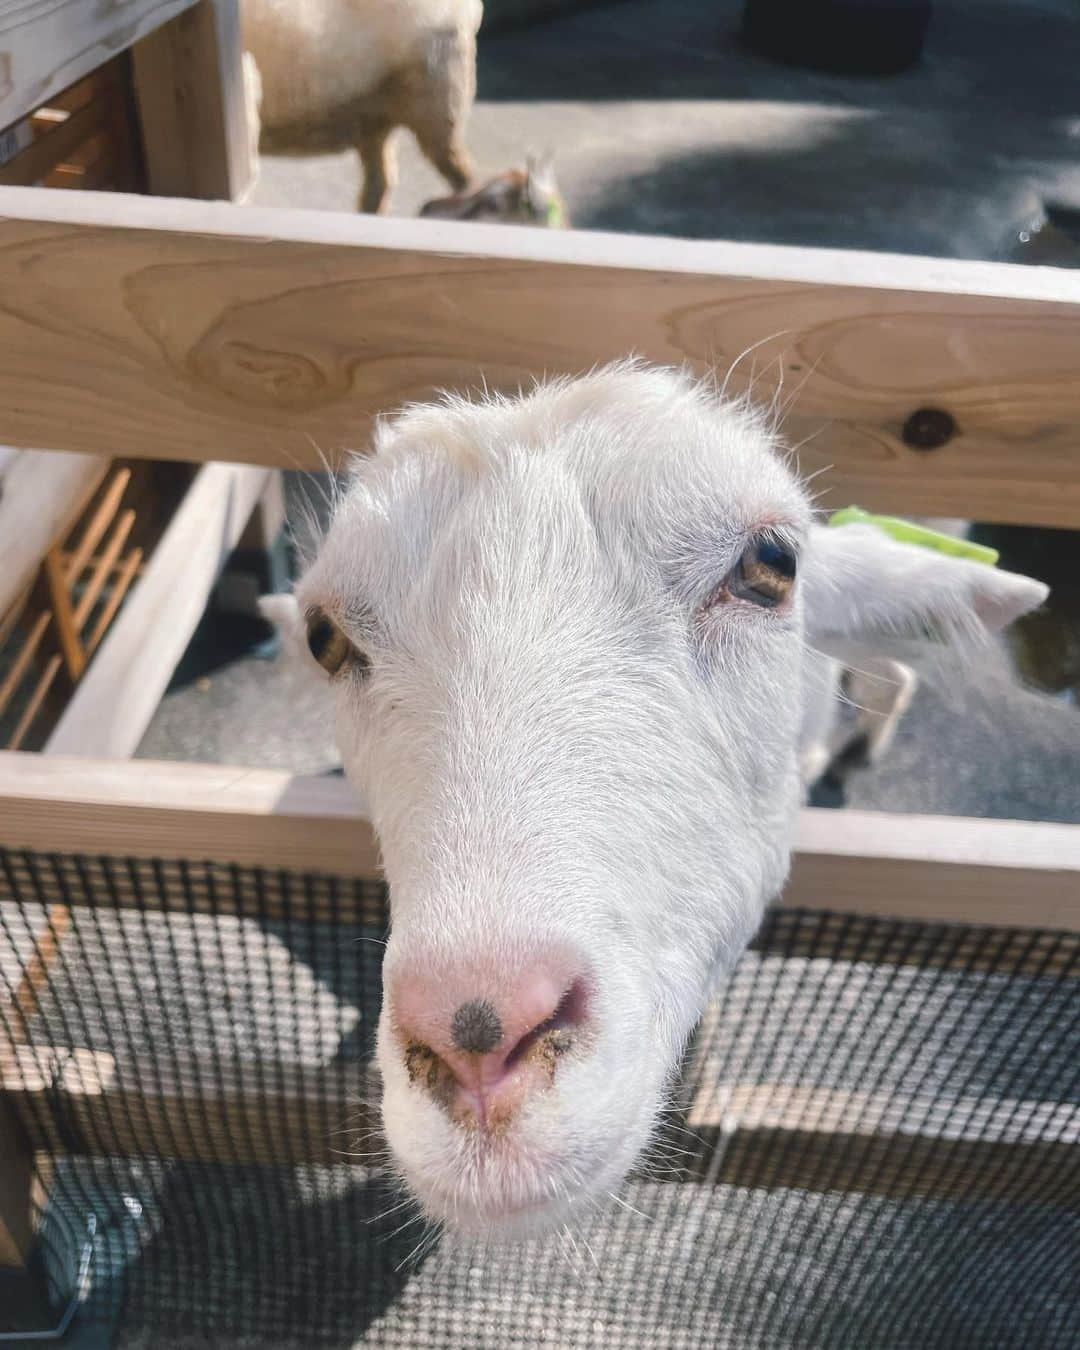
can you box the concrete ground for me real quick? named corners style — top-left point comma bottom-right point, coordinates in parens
top-left (252, 0), bottom-right (1080, 260)
top-left (139, 0), bottom-right (1080, 822)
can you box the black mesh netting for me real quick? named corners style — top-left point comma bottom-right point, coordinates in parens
top-left (1, 847), bottom-right (1077, 1349)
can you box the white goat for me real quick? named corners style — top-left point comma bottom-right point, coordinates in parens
top-left (262, 363), bottom-right (1046, 1238)
top-left (241, 0), bottom-right (482, 212)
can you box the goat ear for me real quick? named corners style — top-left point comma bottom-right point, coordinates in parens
top-left (257, 592), bottom-right (331, 684)
top-left (526, 150), bottom-right (556, 194)
top-left (802, 523), bottom-right (1048, 641)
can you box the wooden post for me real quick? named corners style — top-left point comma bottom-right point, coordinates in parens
top-left (132, 0), bottom-right (253, 202)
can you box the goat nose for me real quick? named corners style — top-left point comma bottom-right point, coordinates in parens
top-left (390, 960), bottom-right (590, 1129)
top-left (450, 998), bottom-right (503, 1055)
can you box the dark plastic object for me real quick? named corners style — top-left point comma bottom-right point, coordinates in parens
top-left (741, 0), bottom-right (932, 75)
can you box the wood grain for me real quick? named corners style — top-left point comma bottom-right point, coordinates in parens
top-left (0, 0), bottom-right (200, 129)
top-left (0, 756), bottom-right (1076, 930)
top-left (0, 188), bottom-right (1079, 524)
top-left (46, 461), bottom-right (268, 758)
top-left (133, 0), bottom-right (253, 201)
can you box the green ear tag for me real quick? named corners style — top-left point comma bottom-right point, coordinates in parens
top-left (827, 505), bottom-right (999, 566)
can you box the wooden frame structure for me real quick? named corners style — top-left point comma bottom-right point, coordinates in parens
top-left (1, 0), bottom-right (261, 758)
top-left (0, 183), bottom-right (1078, 1284)
top-left (0, 0), bottom-right (251, 202)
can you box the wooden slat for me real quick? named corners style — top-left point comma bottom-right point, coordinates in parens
top-left (1, 187), bottom-right (1080, 524)
top-left (64, 468), bottom-right (132, 582)
top-left (0, 449), bottom-right (107, 622)
top-left (0, 756), bottom-right (1077, 931)
top-left (7, 654), bottom-right (60, 751)
top-left (684, 1080), bottom-right (1079, 1202)
top-left (0, 611), bottom-right (49, 719)
top-left (71, 508), bottom-right (135, 629)
top-left (786, 809), bottom-right (1080, 931)
top-left (32, 70), bottom-right (108, 118)
top-left (689, 1117), bottom-right (1077, 1205)
top-left (686, 1082), bottom-right (1077, 1142)
top-left (0, 0), bottom-right (201, 129)
top-left (0, 95), bottom-right (108, 187)
top-left (2, 1044), bottom-right (373, 1169)
top-left (82, 548), bottom-right (142, 658)
top-left (41, 548), bottom-right (83, 680)
top-left (46, 461), bottom-right (269, 758)
top-left (0, 755), bottom-right (380, 886)
top-left (133, 0), bottom-right (253, 201)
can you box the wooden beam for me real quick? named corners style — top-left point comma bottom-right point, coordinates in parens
top-left (132, 0), bottom-right (253, 202)
top-left (683, 1082), bottom-right (1079, 1203)
top-left (0, 754), bottom-right (381, 887)
top-left (1, 187), bottom-right (1079, 524)
top-left (0, 449), bottom-right (107, 622)
top-left (0, 1), bottom-right (200, 130)
top-left (0, 756), bottom-right (1077, 931)
top-left (45, 461), bottom-right (269, 758)
top-left (687, 1114), bottom-right (1077, 1205)
top-left (2, 1044), bottom-right (373, 1169)
top-left (786, 808), bottom-right (1080, 931)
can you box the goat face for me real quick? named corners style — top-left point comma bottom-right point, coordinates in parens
top-left (267, 363), bottom-right (1046, 1237)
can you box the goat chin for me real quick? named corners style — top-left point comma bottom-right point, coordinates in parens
top-left (379, 1043), bottom-right (666, 1239)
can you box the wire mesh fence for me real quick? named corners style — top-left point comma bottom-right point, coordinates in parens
top-left (1, 847), bottom-right (1077, 1348)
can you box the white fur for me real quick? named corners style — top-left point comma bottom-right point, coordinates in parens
top-left (244, 0), bottom-right (481, 123)
top-left (263, 363), bottom-right (1048, 1237)
top-left (241, 0), bottom-right (482, 211)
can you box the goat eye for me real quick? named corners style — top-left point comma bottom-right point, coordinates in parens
top-left (729, 537), bottom-right (797, 608)
top-left (305, 606), bottom-right (367, 677)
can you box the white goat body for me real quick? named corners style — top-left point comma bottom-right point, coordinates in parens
top-left (242, 0), bottom-right (482, 210)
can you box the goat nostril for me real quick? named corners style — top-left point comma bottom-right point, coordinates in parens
top-left (504, 977), bottom-right (588, 1071)
top-left (450, 998), bottom-right (503, 1054)
top-left (404, 1040), bottom-right (458, 1105)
